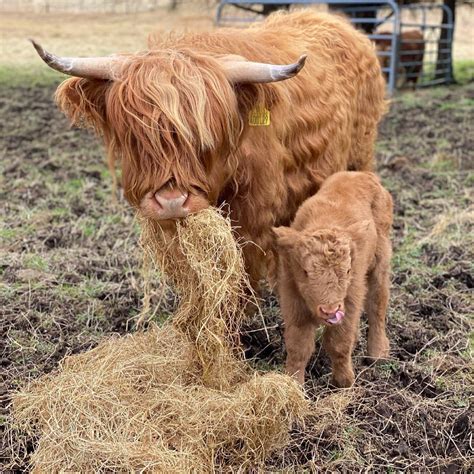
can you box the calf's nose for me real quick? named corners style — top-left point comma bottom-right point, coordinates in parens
top-left (319, 304), bottom-right (341, 316)
top-left (154, 189), bottom-right (189, 219)
top-left (318, 303), bottom-right (345, 325)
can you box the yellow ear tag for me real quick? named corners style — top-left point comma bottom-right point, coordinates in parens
top-left (248, 106), bottom-right (270, 126)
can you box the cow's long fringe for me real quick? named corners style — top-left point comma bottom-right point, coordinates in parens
top-left (55, 50), bottom-right (249, 207)
top-left (11, 209), bottom-right (309, 472)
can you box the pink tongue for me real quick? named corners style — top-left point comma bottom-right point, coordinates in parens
top-left (327, 310), bottom-right (345, 325)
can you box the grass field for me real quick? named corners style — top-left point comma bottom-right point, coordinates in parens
top-left (1, 6), bottom-right (473, 471)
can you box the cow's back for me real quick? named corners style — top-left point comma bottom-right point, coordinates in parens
top-left (228, 12), bottom-right (386, 229)
top-left (253, 11), bottom-right (386, 172)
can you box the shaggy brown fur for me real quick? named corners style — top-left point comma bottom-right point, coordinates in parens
top-left (55, 11), bottom-right (386, 285)
top-left (273, 172), bottom-right (393, 387)
top-left (376, 30), bottom-right (425, 85)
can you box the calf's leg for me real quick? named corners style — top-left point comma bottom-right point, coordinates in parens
top-left (278, 277), bottom-right (315, 385)
top-left (284, 319), bottom-right (316, 385)
top-left (323, 311), bottom-right (360, 388)
top-left (365, 238), bottom-right (391, 360)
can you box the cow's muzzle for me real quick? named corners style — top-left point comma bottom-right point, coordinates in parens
top-left (154, 189), bottom-right (190, 220)
top-left (140, 182), bottom-right (209, 221)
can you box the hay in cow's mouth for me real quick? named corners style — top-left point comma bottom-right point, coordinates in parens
top-left (10, 208), bottom-right (309, 472)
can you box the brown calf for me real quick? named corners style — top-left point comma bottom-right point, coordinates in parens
top-left (273, 172), bottom-right (392, 387)
top-left (376, 29), bottom-right (425, 86)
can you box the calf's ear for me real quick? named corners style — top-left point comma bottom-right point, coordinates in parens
top-left (346, 220), bottom-right (372, 241)
top-left (272, 226), bottom-right (298, 248)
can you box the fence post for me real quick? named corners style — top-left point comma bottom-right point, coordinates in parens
top-left (435, 0), bottom-right (455, 83)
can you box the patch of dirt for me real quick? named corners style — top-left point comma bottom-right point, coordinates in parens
top-left (1, 83), bottom-right (473, 470)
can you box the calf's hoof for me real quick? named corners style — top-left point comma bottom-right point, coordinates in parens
top-left (285, 367), bottom-right (305, 386)
top-left (330, 371), bottom-right (354, 389)
top-left (367, 336), bottom-right (390, 360)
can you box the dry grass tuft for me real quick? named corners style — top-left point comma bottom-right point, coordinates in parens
top-left (422, 207), bottom-right (474, 246)
top-left (10, 208), bottom-right (309, 472)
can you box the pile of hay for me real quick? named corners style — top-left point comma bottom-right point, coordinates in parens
top-left (12, 209), bottom-right (308, 472)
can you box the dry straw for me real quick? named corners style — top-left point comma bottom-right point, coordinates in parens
top-left (12, 208), bottom-right (309, 472)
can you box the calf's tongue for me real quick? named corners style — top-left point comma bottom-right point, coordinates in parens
top-left (327, 310), bottom-right (345, 325)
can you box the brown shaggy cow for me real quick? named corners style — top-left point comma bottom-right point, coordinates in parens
top-left (273, 171), bottom-right (392, 387)
top-left (32, 11), bottom-right (386, 286)
top-left (376, 30), bottom-right (425, 86)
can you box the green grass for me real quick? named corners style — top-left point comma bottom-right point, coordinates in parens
top-left (24, 254), bottom-right (49, 272)
top-left (51, 207), bottom-right (71, 218)
top-left (439, 97), bottom-right (474, 110)
top-left (65, 178), bottom-right (85, 193)
top-left (79, 219), bottom-right (98, 238)
top-left (378, 360), bottom-right (401, 375)
top-left (392, 230), bottom-right (424, 273)
top-left (454, 60), bottom-right (474, 85)
top-left (0, 64), bottom-right (64, 87)
top-left (423, 60), bottom-right (474, 85)
top-left (397, 91), bottom-right (425, 107)
top-left (420, 155), bottom-right (459, 172)
top-left (54, 279), bottom-right (108, 300)
top-left (0, 228), bottom-right (18, 240)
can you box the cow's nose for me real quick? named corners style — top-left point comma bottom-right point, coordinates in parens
top-left (154, 189), bottom-right (189, 219)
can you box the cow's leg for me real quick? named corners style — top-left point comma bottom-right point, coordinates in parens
top-left (365, 238), bottom-right (391, 360)
top-left (323, 299), bottom-right (362, 388)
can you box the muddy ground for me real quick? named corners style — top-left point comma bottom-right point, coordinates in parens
top-left (1, 82), bottom-right (473, 471)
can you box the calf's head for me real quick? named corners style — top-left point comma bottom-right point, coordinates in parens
top-left (273, 225), bottom-right (365, 325)
top-left (31, 40), bottom-right (306, 221)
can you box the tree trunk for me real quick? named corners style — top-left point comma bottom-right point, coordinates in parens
top-left (435, 0), bottom-right (456, 82)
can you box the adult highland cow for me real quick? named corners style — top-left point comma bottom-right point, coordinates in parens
top-left (32, 11), bottom-right (386, 285)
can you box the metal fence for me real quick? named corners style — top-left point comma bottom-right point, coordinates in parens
top-left (215, 1), bottom-right (455, 93)
top-left (398, 3), bottom-right (454, 87)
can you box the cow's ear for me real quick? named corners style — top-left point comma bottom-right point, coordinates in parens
top-left (346, 220), bottom-right (372, 241)
top-left (55, 77), bottom-right (108, 133)
top-left (272, 226), bottom-right (299, 248)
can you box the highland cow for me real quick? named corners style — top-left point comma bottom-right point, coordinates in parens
top-left (273, 172), bottom-right (392, 387)
top-left (31, 11), bottom-right (386, 286)
top-left (376, 30), bottom-right (425, 86)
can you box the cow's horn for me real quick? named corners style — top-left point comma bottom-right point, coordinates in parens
top-left (29, 39), bottom-right (122, 80)
top-left (222, 54), bottom-right (307, 84)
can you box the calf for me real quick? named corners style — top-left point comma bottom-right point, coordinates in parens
top-left (273, 172), bottom-right (392, 387)
top-left (376, 30), bottom-right (425, 86)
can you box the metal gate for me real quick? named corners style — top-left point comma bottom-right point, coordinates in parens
top-left (215, 1), bottom-right (454, 93)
